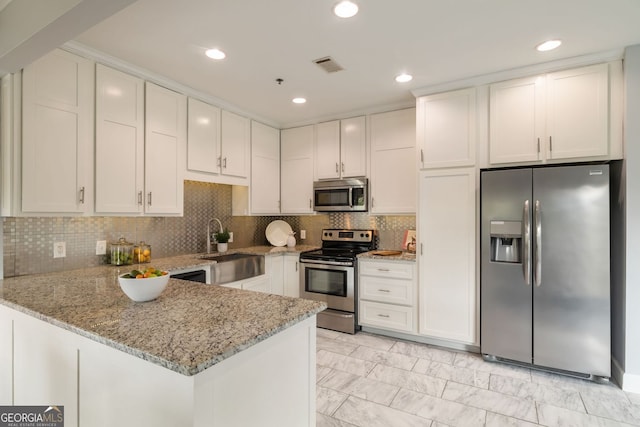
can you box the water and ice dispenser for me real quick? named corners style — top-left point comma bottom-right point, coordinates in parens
top-left (490, 221), bottom-right (522, 263)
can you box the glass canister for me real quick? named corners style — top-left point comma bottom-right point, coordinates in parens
top-left (110, 237), bottom-right (134, 266)
top-left (134, 241), bottom-right (151, 264)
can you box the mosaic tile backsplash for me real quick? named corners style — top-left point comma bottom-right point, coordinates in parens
top-left (3, 181), bottom-right (415, 277)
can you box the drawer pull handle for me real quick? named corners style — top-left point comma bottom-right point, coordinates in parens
top-left (378, 289), bottom-right (391, 293)
top-left (377, 268), bottom-right (390, 272)
top-left (377, 314), bottom-right (390, 318)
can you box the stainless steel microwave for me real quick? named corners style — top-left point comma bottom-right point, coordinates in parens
top-left (313, 178), bottom-right (368, 212)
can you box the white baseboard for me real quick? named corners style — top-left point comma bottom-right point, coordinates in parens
top-left (612, 357), bottom-right (640, 393)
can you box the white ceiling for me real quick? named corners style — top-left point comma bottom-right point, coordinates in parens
top-left (74, 0), bottom-right (640, 128)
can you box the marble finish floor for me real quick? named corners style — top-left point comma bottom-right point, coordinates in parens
top-left (316, 329), bottom-right (640, 427)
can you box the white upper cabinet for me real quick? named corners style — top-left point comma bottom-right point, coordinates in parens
top-left (21, 49), bottom-right (94, 213)
top-left (545, 64), bottom-right (609, 160)
top-left (315, 116), bottom-right (366, 179)
top-left (220, 110), bottom-right (250, 178)
top-left (417, 88), bottom-right (476, 169)
top-left (144, 82), bottom-right (186, 215)
top-left (489, 63), bottom-right (614, 164)
top-left (315, 120), bottom-right (341, 180)
top-left (95, 64), bottom-right (144, 214)
top-left (250, 121), bottom-right (280, 214)
top-left (489, 76), bottom-right (543, 164)
top-left (281, 125), bottom-right (314, 214)
top-left (187, 97), bottom-right (220, 175)
top-left (340, 116), bottom-right (367, 178)
top-left (369, 108), bottom-right (417, 214)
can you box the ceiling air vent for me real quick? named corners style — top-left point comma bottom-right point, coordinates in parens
top-left (313, 56), bottom-right (344, 73)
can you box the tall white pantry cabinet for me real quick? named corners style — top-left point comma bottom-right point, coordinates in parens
top-left (416, 88), bottom-right (478, 346)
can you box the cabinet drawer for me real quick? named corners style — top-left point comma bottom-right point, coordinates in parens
top-left (359, 261), bottom-right (414, 279)
top-left (359, 301), bottom-right (414, 333)
top-left (360, 276), bottom-right (414, 305)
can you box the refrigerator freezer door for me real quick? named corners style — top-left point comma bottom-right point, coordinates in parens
top-left (481, 169), bottom-right (533, 364)
top-left (532, 165), bottom-right (610, 377)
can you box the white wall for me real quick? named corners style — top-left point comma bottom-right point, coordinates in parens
top-left (621, 44), bottom-right (640, 392)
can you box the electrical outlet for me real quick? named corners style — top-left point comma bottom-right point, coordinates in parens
top-left (96, 240), bottom-right (107, 255)
top-left (300, 230), bottom-right (306, 239)
top-left (53, 242), bottom-right (66, 258)
top-left (228, 232), bottom-right (234, 243)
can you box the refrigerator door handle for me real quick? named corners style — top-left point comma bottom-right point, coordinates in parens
top-left (534, 200), bottom-right (542, 287)
top-left (523, 199), bottom-right (531, 285)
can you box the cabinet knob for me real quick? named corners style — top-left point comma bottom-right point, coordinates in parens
top-left (335, 162), bottom-right (339, 173)
top-left (341, 162), bottom-right (345, 173)
top-left (223, 157), bottom-right (227, 168)
top-left (79, 186), bottom-right (85, 204)
top-left (138, 191), bottom-right (143, 205)
top-left (148, 192), bottom-right (152, 206)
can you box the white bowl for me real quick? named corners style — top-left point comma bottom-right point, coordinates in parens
top-left (118, 273), bottom-right (170, 302)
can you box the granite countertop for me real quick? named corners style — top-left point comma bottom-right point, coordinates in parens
top-left (0, 247), bottom-right (325, 377)
top-left (358, 250), bottom-right (417, 262)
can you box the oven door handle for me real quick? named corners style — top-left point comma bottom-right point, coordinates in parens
top-left (300, 259), bottom-right (354, 267)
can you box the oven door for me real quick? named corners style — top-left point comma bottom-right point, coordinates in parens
top-left (299, 261), bottom-right (354, 312)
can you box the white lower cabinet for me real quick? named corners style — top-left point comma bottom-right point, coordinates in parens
top-left (358, 259), bottom-right (417, 333)
top-left (266, 255), bottom-right (284, 295)
top-left (0, 308), bottom-right (11, 404)
top-left (242, 274), bottom-right (271, 293)
top-left (283, 254), bottom-right (300, 298)
top-left (418, 168), bottom-right (477, 345)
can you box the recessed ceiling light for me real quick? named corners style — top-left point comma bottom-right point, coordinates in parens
top-left (536, 40), bottom-right (562, 52)
top-left (205, 48), bottom-right (226, 60)
top-left (292, 97), bottom-right (307, 104)
top-left (334, 1), bottom-right (358, 18)
top-left (395, 73), bottom-right (413, 83)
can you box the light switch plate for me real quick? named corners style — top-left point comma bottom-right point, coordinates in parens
top-left (96, 240), bottom-right (107, 255)
top-left (228, 232), bottom-right (234, 243)
top-left (300, 230), bottom-right (306, 239)
top-left (53, 242), bottom-right (66, 258)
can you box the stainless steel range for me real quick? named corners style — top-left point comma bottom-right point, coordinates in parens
top-left (299, 229), bottom-right (377, 334)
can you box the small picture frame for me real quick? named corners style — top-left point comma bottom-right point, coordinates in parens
top-left (402, 229), bottom-right (417, 253)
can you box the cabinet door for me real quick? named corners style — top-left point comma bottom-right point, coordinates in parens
top-left (243, 275), bottom-right (271, 293)
top-left (340, 116), bottom-right (366, 178)
top-left (95, 64), bottom-right (145, 214)
top-left (145, 82), bottom-right (186, 215)
top-left (417, 88), bottom-right (476, 169)
top-left (281, 126), bottom-right (314, 214)
top-left (0, 307), bottom-right (12, 404)
top-left (489, 76), bottom-right (544, 164)
top-left (283, 255), bottom-right (300, 298)
top-left (220, 110), bottom-right (250, 177)
top-left (546, 63), bottom-right (609, 160)
top-left (21, 49), bottom-right (94, 213)
top-left (267, 255), bottom-right (284, 295)
top-left (251, 121), bottom-right (280, 214)
top-left (419, 168), bottom-right (477, 344)
top-left (187, 97), bottom-right (220, 174)
top-left (369, 108), bottom-right (416, 214)
top-left (315, 120), bottom-right (341, 179)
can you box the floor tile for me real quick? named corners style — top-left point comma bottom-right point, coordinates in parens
top-left (333, 332), bottom-right (397, 351)
top-left (319, 369), bottom-right (400, 405)
top-left (531, 369), bottom-right (621, 395)
top-left (317, 366), bottom-right (333, 383)
top-left (453, 352), bottom-right (532, 381)
top-left (316, 412), bottom-right (358, 427)
top-left (441, 380), bottom-right (538, 423)
top-left (537, 402), bottom-right (637, 427)
top-left (317, 335), bottom-right (359, 356)
top-left (391, 388), bottom-right (486, 427)
top-left (628, 392), bottom-right (640, 406)
top-left (317, 328), bottom-right (342, 339)
top-left (333, 395), bottom-right (432, 427)
top-left (485, 412), bottom-right (540, 426)
top-left (317, 349), bottom-right (377, 377)
top-left (580, 388), bottom-right (640, 425)
top-left (317, 385), bottom-right (349, 416)
top-left (390, 340), bottom-right (456, 364)
top-left (350, 345), bottom-right (418, 371)
top-left (489, 373), bottom-right (585, 412)
top-left (413, 358), bottom-right (490, 389)
top-left (367, 364), bottom-right (447, 397)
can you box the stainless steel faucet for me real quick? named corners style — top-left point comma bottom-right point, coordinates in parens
top-left (206, 218), bottom-right (224, 254)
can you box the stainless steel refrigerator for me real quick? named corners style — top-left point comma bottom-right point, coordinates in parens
top-left (480, 164), bottom-right (610, 379)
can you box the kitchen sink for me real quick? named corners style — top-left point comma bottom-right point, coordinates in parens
top-left (198, 253), bottom-right (265, 285)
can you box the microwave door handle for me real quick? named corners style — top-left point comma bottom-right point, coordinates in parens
top-left (348, 187), bottom-right (353, 208)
